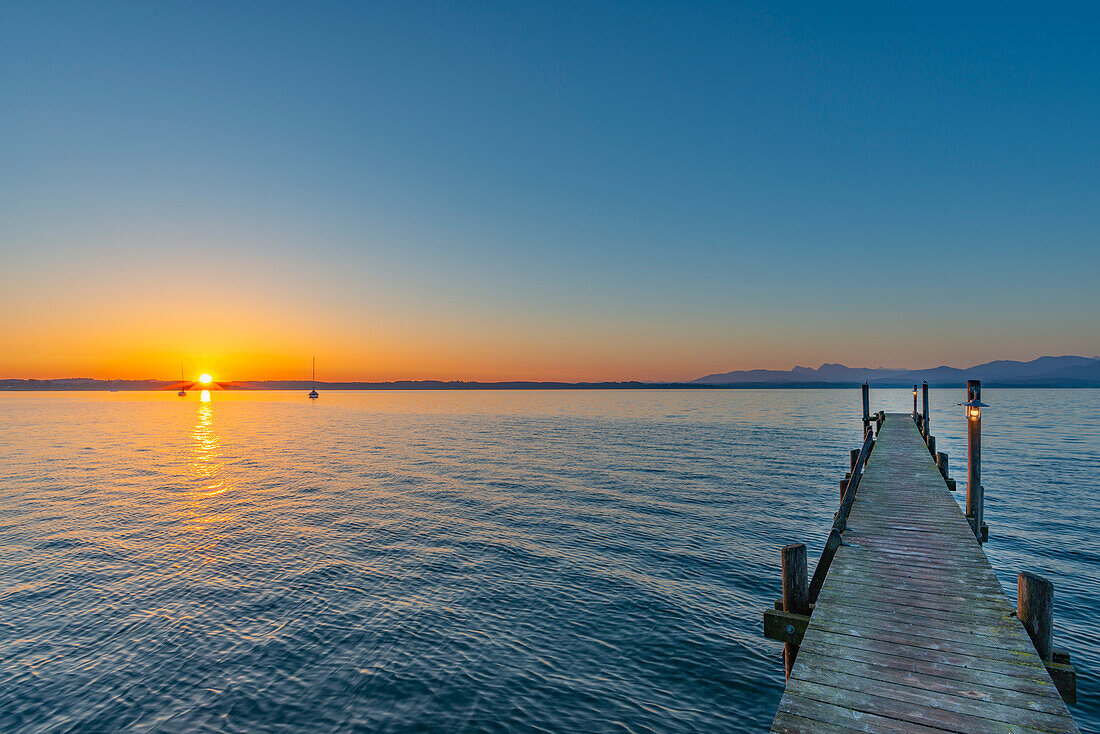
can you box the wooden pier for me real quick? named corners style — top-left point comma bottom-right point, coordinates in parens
top-left (765, 388), bottom-right (1079, 733)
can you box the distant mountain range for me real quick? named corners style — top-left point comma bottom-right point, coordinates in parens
top-left (693, 355), bottom-right (1100, 387)
top-left (3, 355), bottom-right (1100, 391)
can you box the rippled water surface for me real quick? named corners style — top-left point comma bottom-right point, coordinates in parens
top-left (0, 389), bottom-right (1096, 732)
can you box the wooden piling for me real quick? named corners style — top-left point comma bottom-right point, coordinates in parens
top-left (861, 382), bottom-right (870, 431)
top-left (781, 544), bottom-right (809, 678)
top-left (1018, 571), bottom-right (1054, 661)
top-left (936, 451), bottom-right (948, 478)
top-left (850, 449), bottom-right (859, 473)
top-left (927, 434), bottom-right (936, 458)
top-left (921, 381), bottom-right (930, 438)
top-left (966, 379), bottom-right (984, 541)
top-left (1017, 571), bottom-right (1077, 704)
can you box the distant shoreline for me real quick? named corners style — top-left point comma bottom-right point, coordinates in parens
top-left (7, 355), bottom-right (1098, 391)
top-left (3, 380), bottom-right (1099, 391)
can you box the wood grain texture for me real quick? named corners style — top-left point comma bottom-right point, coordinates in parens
top-left (770, 413), bottom-right (1079, 733)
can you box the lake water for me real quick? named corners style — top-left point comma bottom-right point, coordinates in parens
top-left (0, 389), bottom-right (1095, 732)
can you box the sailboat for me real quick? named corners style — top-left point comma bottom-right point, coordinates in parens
top-left (178, 363), bottom-right (187, 396)
top-left (309, 357), bottom-right (319, 399)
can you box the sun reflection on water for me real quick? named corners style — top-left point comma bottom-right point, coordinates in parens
top-left (188, 399), bottom-right (233, 539)
top-left (190, 402), bottom-right (222, 494)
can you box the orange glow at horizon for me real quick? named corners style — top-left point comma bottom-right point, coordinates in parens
top-left (198, 373), bottom-right (213, 384)
top-left (3, 251), bottom-right (1093, 383)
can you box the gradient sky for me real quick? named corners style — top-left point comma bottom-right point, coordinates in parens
top-left (3, 2), bottom-right (1098, 382)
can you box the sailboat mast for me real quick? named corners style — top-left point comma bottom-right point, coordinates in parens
top-left (307, 356), bottom-right (320, 399)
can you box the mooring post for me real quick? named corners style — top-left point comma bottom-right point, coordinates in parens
top-left (843, 447), bottom-right (858, 499)
top-left (927, 434), bottom-right (937, 459)
top-left (912, 384), bottom-right (918, 418)
top-left (937, 451), bottom-right (948, 478)
top-left (861, 382), bottom-right (870, 433)
top-left (781, 544), bottom-right (809, 678)
top-left (965, 379), bottom-right (984, 542)
top-left (1018, 572), bottom-right (1053, 661)
top-left (921, 381), bottom-right (930, 439)
top-left (1017, 571), bottom-right (1077, 704)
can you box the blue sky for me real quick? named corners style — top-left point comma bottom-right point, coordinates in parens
top-left (2, 2), bottom-right (1098, 380)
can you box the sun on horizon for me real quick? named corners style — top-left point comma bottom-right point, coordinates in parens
top-left (198, 373), bottom-right (213, 385)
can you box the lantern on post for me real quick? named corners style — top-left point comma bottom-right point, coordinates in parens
top-left (964, 399), bottom-right (986, 422)
top-left (959, 380), bottom-right (989, 542)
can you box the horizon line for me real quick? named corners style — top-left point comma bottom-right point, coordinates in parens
top-left (4, 352), bottom-right (1098, 386)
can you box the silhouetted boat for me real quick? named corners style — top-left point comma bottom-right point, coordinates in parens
top-left (178, 363), bottom-right (187, 396)
top-left (309, 357), bottom-right (319, 399)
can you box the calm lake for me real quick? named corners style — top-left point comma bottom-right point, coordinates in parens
top-left (0, 389), bottom-right (1095, 732)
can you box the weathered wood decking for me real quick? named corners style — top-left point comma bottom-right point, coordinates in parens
top-left (771, 413), bottom-right (1080, 733)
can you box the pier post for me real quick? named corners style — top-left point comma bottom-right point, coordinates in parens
top-left (912, 385), bottom-right (918, 417)
top-left (937, 452), bottom-right (948, 478)
top-left (781, 544), bottom-right (809, 678)
top-left (927, 434), bottom-right (937, 459)
top-left (850, 449), bottom-right (859, 474)
top-left (921, 381), bottom-right (930, 439)
top-left (965, 380), bottom-right (984, 542)
top-left (1018, 572), bottom-right (1053, 661)
top-left (861, 383), bottom-right (870, 433)
top-left (1017, 572), bottom-right (1077, 704)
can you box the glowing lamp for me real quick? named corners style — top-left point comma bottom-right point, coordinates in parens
top-left (960, 398), bottom-right (988, 421)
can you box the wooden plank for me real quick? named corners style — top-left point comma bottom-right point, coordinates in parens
top-left (796, 628), bottom-right (1060, 681)
top-left (816, 585), bottom-right (1013, 618)
top-left (770, 413), bottom-right (1080, 733)
top-left (793, 646), bottom-right (1065, 702)
top-left (806, 628), bottom-right (1048, 674)
top-left (811, 595), bottom-right (1021, 629)
top-left (830, 556), bottom-right (1001, 578)
top-left (764, 607), bottom-right (811, 644)
top-left (808, 611), bottom-right (1040, 658)
top-left (820, 567), bottom-right (1013, 599)
top-left (813, 605), bottom-right (1022, 640)
top-left (820, 568), bottom-right (1008, 598)
top-left (777, 694), bottom-right (967, 734)
top-left (771, 712), bottom-right (871, 734)
top-left (789, 678), bottom-right (1058, 734)
top-left (792, 650), bottom-right (1072, 715)
top-left (795, 662), bottom-right (1077, 730)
